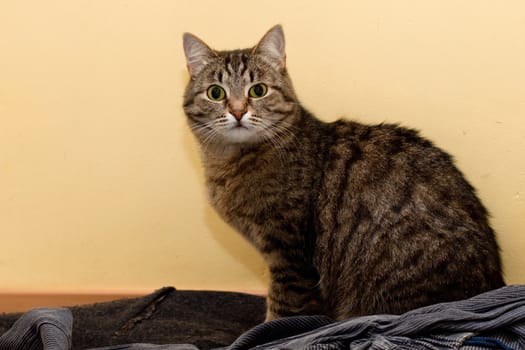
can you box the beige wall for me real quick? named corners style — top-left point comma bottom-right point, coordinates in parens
top-left (1, 1), bottom-right (523, 294)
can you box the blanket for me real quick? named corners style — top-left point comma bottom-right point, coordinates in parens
top-left (0, 288), bottom-right (265, 349)
top-left (1, 285), bottom-right (524, 350)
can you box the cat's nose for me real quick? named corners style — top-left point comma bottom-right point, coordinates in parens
top-left (231, 110), bottom-right (246, 120)
top-left (229, 101), bottom-right (248, 121)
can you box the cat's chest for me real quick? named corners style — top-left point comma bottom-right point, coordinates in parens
top-left (206, 158), bottom-right (283, 208)
top-left (203, 152), bottom-right (298, 226)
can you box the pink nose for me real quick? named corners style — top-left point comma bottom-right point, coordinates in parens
top-left (231, 109), bottom-right (246, 121)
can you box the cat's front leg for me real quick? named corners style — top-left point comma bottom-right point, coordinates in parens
top-left (265, 263), bottom-right (322, 321)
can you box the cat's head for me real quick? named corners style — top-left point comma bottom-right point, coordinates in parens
top-left (182, 25), bottom-right (298, 147)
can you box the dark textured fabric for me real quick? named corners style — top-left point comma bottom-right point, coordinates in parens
top-left (0, 288), bottom-right (265, 350)
top-left (91, 345), bottom-right (199, 350)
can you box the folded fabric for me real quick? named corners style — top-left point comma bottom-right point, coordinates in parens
top-left (232, 284), bottom-right (525, 349)
top-left (0, 307), bottom-right (72, 350)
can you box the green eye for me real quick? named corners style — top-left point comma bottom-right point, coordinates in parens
top-left (207, 85), bottom-right (226, 101)
top-left (248, 83), bottom-right (268, 98)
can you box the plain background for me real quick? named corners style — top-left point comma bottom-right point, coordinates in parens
top-left (1, 0), bottom-right (524, 294)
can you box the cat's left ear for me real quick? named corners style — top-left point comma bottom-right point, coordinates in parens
top-left (183, 32), bottom-right (217, 77)
top-left (253, 25), bottom-right (286, 69)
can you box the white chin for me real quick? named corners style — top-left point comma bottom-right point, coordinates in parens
top-left (223, 127), bottom-right (258, 143)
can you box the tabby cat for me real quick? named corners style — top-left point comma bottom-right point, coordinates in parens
top-left (182, 25), bottom-right (505, 321)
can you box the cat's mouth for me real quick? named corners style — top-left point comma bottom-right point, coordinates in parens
top-left (217, 112), bottom-right (261, 143)
top-left (222, 123), bottom-right (258, 143)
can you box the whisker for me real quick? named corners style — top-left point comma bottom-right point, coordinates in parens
top-left (256, 118), bottom-right (299, 166)
top-left (187, 118), bottom-right (226, 154)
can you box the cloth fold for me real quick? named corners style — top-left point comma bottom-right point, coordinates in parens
top-left (241, 285), bottom-right (525, 349)
top-left (0, 307), bottom-right (72, 350)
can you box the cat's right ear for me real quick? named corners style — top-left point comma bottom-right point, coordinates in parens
top-left (253, 25), bottom-right (286, 70)
top-left (183, 33), bottom-right (216, 77)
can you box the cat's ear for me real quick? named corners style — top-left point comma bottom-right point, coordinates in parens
top-left (253, 25), bottom-right (286, 69)
top-left (183, 32), bottom-right (217, 77)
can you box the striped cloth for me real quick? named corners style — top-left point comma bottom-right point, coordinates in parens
top-left (229, 285), bottom-right (525, 350)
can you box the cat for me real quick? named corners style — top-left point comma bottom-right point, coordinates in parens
top-left (182, 25), bottom-right (505, 321)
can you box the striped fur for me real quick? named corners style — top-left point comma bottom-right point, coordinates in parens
top-left (182, 25), bottom-right (504, 321)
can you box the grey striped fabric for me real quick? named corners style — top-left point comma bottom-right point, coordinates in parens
top-left (231, 285), bottom-right (525, 350)
top-left (0, 308), bottom-right (72, 350)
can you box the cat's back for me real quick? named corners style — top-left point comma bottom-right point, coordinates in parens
top-left (318, 119), bottom-right (486, 220)
top-left (314, 119), bottom-right (504, 318)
